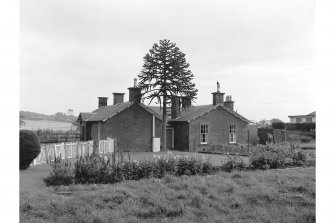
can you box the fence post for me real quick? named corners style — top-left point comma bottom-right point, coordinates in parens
top-left (93, 139), bottom-right (99, 155)
top-left (76, 141), bottom-right (79, 158)
top-left (53, 144), bottom-right (56, 161)
top-left (247, 130), bottom-right (250, 153)
top-left (113, 138), bottom-right (117, 164)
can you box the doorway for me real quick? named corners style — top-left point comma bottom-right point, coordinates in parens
top-left (166, 127), bottom-right (174, 150)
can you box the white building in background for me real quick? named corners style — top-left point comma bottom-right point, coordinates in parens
top-left (288, 111), bottom-right (316, 123)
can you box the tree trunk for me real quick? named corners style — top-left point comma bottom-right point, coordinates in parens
top-left (161, 94), bottom-right (167, 151)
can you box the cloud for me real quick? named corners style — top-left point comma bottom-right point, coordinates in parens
top-left (20, 0), bottom-right (315, 121)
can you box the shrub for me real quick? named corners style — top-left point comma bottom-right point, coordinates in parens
top-left (44, 157), bottom-right (74, 186)
top-left (152, 154), bottom-right (176, 178)
top-left (202, 157), bottom-right (213, 174)
top-left (250, 145), bottom-right (287, 170)
top-left (291, 151), bottom-right (307, 167)
top-left (221, 155), bottom-right (245, 172)
top-left (74, 154), bottom-right (111, 184)
top-left (272, 122), bottom-right (285, 129)
top-left (20, 130), bottom-right (41, 170)
top-left (44, 152), bottom-right (214, 186)
top-left (175, 155), bottom-right (203, 176)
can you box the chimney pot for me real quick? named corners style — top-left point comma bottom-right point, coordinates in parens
top-left (212, 82), bottom-right (224, 105)
top-left (113, 93), bottom-right (125, 105)
top-left (212, 92), bottom-right (224, 105)
top-left (128, 78), bottom-right (141, 103)
top-left (224, 95), bottom-right (234, 111)
top-left (98, 97), bottom-right (108, 108)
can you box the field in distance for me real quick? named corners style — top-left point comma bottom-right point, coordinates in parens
top-left (20, 119), bottom-right (74, 131)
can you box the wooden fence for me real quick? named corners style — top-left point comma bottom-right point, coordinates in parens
top-left (31, 138), bottom-right (115, 166)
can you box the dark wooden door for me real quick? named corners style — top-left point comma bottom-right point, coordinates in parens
top-left (166, 128), bottom-right (174, 150)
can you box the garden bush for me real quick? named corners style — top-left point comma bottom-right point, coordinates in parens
top-left (20, 130), bottom-right (41, 170)
top-left (74, 154), bottom-right (111, 184)
top-left (44, 157), bottom-right (74, 186)
top-left (221, 155), bottom-right (245, 172)
top-left (250, 144), bottom-right (312, 169)
top-left (291, 151), bottom-right (307, 167)
top-left (250, 145), bottom-right (288, 170)
top-left (44, 152), bottom-right (213, 187)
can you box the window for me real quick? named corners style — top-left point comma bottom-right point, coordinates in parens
top-left (306, 118), bottom-right (312, 122)
top-left (296, 118), bottom-right (302, 123)
top-left (200, 124), bottom-right (208, 144)
top-left (229, 125), bottom-right (236, 144)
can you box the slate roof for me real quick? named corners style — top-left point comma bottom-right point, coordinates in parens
top-left (78, 102), bottom-right (162, 122)
top-left (150, 104), bottom-right (250, 123)
top-left (288, 111), bottom-right (316, 117)
top-left (307, 111), bottom-right (316, 116)
top-left (77, 112), bottom-right (96, 122)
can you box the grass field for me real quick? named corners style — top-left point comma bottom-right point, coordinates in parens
top-left (20, 167), bottom-right (315, 223)
top-left (20, 151), bottom-right (315, 223)
top-left (20, 119), bottom-right (73, 131)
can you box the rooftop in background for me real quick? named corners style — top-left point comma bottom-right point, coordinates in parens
top-left (288, 111), bottom-right (316, 118)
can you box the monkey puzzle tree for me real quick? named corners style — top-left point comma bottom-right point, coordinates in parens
top-left (138, 39), bottom-right (198, 151)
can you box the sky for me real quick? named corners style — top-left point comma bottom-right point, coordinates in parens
top-left (20, 0), bottom-right (315, 122)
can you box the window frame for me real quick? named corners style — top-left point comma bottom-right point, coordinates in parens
top-left (296, 117), bottom-right (302, 123)
top-left (200, 124), bottom-right (209, 145)
top-left (229, 124), bottom-right (237, 144)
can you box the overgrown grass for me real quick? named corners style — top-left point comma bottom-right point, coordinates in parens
top-left (20, 167), bottom-right (315, 223)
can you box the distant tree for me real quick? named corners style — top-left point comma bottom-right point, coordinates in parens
top-left (256, 119), bottom-right (271, 128)
top-left (271, 118), bottom-right (285, 129)
top-left (138, 39), bottom-right (198, 150)
top-left (54, 112), bottom-right (67, 122)
top-left (270, 118), bottom-right (283, 123)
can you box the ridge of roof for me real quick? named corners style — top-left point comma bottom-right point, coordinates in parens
top-left (78, 101), bottom-right (163, 122)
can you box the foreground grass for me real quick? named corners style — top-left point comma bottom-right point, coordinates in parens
top-left (20, 167), bottom-right (315, 223)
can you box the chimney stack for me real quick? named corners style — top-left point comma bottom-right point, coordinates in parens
top-left (181, 96), bottom-right (192, 111)
top-left (224, 95), bottom-right (235, 111)
top-left (212, 81), bottom-right (224, 105)
top-left (113, 93), bottom-right (125, 105)
top-left (98, 97), bottom-right (108, 108)
top-left (128, 78), bottom-right (142, 103)
top-left (171, 96), bottom-right (181, 119)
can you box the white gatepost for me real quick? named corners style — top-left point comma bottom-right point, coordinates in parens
top-left (107, 137), bottom-right (114, 153)
top-left (152, 138), bottom-right (160, 152)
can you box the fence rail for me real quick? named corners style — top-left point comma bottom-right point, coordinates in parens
top-left (31, 138), bottom-right (115, 166)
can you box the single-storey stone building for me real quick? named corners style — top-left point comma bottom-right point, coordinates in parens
top-left (77, 80), bottom-right (250, 152)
